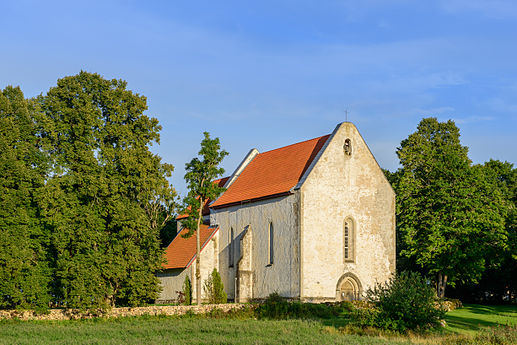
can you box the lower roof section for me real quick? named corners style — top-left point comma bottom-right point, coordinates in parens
top-left (162, 224), bottom-right (219, 269)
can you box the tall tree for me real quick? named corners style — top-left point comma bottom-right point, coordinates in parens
top-left (0, 86), bottom-right (50, 309)
top-left (38, 72), bottom-right (175, 308)
top-left (394, 118), bottom-right (507, 297)
top-left (472, 160), bottom-right (516, 301)
top-left (182, 132), bottom-right (227, 305)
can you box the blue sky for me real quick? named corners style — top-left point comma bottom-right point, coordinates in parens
top-left (1, 0), bottom-right (516, 195)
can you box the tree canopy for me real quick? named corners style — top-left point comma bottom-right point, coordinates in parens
top-left (0, 86), bottom-right (50, 310)
top-left (392, 118), bottom-right (508, 297)
top-left (0, 72), bottom-right (176, 310)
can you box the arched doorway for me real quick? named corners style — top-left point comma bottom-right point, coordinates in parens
top-left (336, 273), bottom-right (362, 301)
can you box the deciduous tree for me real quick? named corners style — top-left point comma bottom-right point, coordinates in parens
top-left (394, 118), bottom-right (506, 297)
top-left (0, 86), bottom-right (50, 309)
top-left (38, 72), bottom-right (175, 308)
top-left (182, 132), bottom-right (227, 305)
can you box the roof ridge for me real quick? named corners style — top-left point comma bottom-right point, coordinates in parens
top-left (259, 134), bottom-right (330, 155)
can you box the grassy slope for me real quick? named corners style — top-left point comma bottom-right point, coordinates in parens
top-left (445, 304), bottom-right (517, 334)
top-left (0, 317), bottom-right (410, 345)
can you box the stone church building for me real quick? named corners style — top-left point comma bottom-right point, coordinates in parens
top-left (157, 122), bottom-right (395, 303)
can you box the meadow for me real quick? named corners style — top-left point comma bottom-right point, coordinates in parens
top-left (0, 304), bottom-right (515, 345)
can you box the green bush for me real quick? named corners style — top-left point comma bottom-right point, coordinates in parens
top-left (256, 293), bottom-right (353, 320)
top-left (364, 271), bottom-right (445, 332)
top-left (182, 275), bottom-right (192, 305)
top-left (203, 269), bottom-right (227, 304)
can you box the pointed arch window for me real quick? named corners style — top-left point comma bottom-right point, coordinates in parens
top-left (344, 218), bottom-right (355, 262)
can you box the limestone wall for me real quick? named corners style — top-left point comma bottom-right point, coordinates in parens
top-left (211, 194), bottom-right (300, 300)
top-left (157, 230), bottom-right (220, 303)
top-left (156, 268), bottom-right (190, 303)
top-left (191, 230), bottom-right (220, 303)
top-left (0, 304), bottom-right (246, 321)
top-left (300, 122), bottom-right (396, 300)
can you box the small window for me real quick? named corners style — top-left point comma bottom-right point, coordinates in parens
top-left (344, 139), bottom-right (352, 156)
top-left (344, 219), bottom-right (355, 262)
top-left (229, 227), bottom-right (234, 267)
top-left (267, 222), bottom-right (274, 265)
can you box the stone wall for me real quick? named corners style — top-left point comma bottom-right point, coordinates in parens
top-left (0, 304), bottom-right (246, 321)
top-left (156, 268), bottom-right (189, 303)
top-left (299, 122), bottom-right (396, 300)
top-left (191, 230), bottom-right (219, 303)
top-left (211, 194), bottom-right (301, 300)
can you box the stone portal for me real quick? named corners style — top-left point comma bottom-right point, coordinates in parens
top-left (336, 273), bottom-right (362, 301)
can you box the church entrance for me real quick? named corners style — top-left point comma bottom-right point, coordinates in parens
top-left (336, 273), bottom-right (361, 301)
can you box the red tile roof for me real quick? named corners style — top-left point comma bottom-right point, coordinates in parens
top-left (211, 134), bottom-right (330, 208)
top-left (162, 224), bottom-right (219, 269)
top-left (176, 177), bottom-right (229, 220)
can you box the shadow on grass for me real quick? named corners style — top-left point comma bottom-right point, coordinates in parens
top-left (445, 315), bottom-right (501, 332)
top-left (461, 304), bottom-right (517, 315)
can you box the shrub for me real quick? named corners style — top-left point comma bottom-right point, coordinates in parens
top-left (182, 276), bottom-right (192, 305)
top-left (256, 293), bottom-right (354, 320)
top-left (203, 269), bottom-right (227, 304)
top-left (364, 271), bottom-right (445, 332)
top-left (256, 293), bottom-right (290, 319)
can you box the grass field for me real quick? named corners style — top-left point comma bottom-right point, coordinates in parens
top-left (444, 304), bottom-right (517, 334)
top-left (0, 304), bottom-right (515, 345)
top-left (0, 317), bottom-right (410, 345)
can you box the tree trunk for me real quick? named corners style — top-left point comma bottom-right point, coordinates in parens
top-left (437, 273), bottom-right (448, 298)
top-left (196, 198), bottom-right (203, 306)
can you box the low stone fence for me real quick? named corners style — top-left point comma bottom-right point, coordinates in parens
top-left (0, 304), bottom-right (247, 321)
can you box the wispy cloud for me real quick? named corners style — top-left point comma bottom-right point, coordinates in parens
top-left (453, 116), bottom-right (495, 124)
top-left (439, 0), bottom-right (517, 18)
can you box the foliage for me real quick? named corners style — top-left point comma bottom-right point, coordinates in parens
top-left (450, 160), bottom-right (517, 303)
top-left (391, 118), bottom-right (507, 297)
top-left (0, 86), bottom-right (51, 310)
top-left (181, 132), bottom-right (228, 237)
top-left (159, 218), bottom-right (177, 248)
top-left (35, 72), bottom-right (176, 309)
top-left (203, 269), bottom-right (227, 304)
top-left (182, 275), bottom-right (192, 305)
top-left (0, 72), bottom-right (178, 310)
top-left (182, 132), bottom-right (228, 305)
top-left (255, 293), bottom-right (353, 320)
top-left (439, 326), bottom-right (517, 345)
top-left (364, 271), bottom-right (445, 332)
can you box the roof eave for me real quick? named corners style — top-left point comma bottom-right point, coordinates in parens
top-left (211, 191), bottom-right (293, 210)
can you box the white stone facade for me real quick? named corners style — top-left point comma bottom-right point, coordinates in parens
top-left (299, 122), bottom-right (395, 300)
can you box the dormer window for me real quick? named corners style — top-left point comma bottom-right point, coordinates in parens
top-left (344, 139), bottom-right (352, 156)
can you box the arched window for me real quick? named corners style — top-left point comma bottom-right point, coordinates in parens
top-left (267, 222), bottom-right (274, 265)
top-left (229, 227), bottom-right (234, 267)
top-left (344, 218), bottom-right (355, 262)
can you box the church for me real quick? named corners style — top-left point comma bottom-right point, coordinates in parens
top-left (157, 122), bottom-right (395, 303)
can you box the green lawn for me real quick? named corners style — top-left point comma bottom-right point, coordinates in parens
top-left (444, 304), bottom-right (517, 334)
